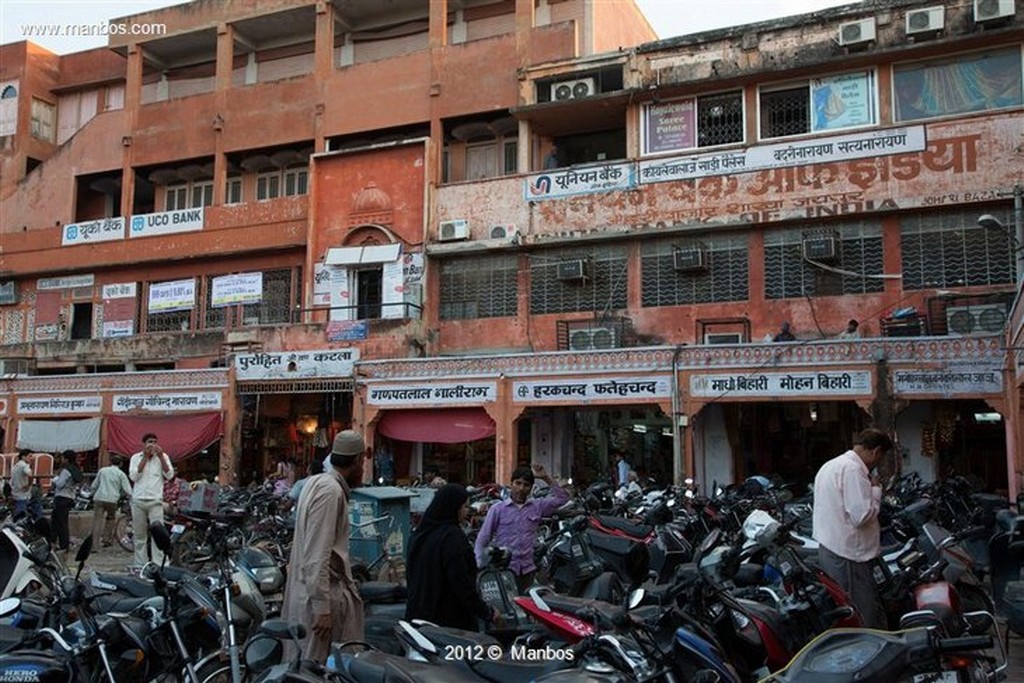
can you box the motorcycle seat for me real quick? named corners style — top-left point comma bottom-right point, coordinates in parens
top-left (472, 657), bottom-right (576, 682)
top-left (415, 624), bottom-right (500, 651)
top-left (733, 563), bottom-right (764, 587)
top-left (93, 573), bottom-right (158, 597)
top-left (592, 515), bottom-right (653, 538)
top-left (359, 581), bottom-right (407, 604)
top-left (91, 593), bottom-right (162, 613)
top-left (535, 593), bottom-right (621, 629)
top-left (346, 649), bottom-right (481, 683)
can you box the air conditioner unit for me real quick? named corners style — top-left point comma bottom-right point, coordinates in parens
top-left (974, 0), bottom-right (1015, 23)
top-left (569, 326), bottom-right (618, 351)
top-left (704, 333), bottom-right (743, 345)
top-left (946, 304), bottom-right (1009, 335)
top-left (557, 259), bottom-right (589, 282)
top-left (674, 244), bottom-right (708, 272)
top-left (439, 219), bottom-right (469, 242)
top-left (489, 225), bottom-right (517, 240)
top-left (551, 77), bottom-right (596, 101)
top-left (803, 234), bottom-right (838, 262)
top-left (906, 6), bottom-right (945, 34)
top-left (838, 18), bottom-right (876, 46)
top-left (0, 359), bottom-right (30, 376)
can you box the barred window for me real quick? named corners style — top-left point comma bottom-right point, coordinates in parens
top-left (697, 92), bottom-right (744, 147)
top-left (204, 268), bottom-right (299, 329)
top-left (760, 86), bottom-right (809, 138)
top-left (640, 234), bottom-right (749, 306)
top-left (529, 246), bottom-right (628, 315)
top-left (146, 309), bottom-right (192, 333)
top-left (900, 206), bottom-right (1015, 290)
top-left (642, 91), bottom-right (743, 155)
top-left (764, 221), bottom-right (885, 299)
top-left (760, 71), bottom-right (876, 139)
top-left (439, 255), bottom-right (518, 320)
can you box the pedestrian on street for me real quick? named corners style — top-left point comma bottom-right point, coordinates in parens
top-left (10, 450), bottom-right (42, 521)
top-left (280, 429), bottom-right (366, 662)
top-left (474, 463), bottom-right (569, 594)
top-left (406, 483), bottom-right (501, 631)
top-left (129, 433), bottom-right (175, 568)
top-left (51, 451), bottom-right (78, 557)
top-left (91, 454), bottom-right (132, 547)
top-left (812, 427), bottom-right (891, 629)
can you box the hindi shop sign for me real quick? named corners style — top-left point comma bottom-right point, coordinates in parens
top-left (148, 278), bottom-right (196, 313)
top-left (524, 162), bottom-right (635, 201)
top-left (689, 370), bottom-right (872, 398)
top-left (893, 367), bottom-right (1003, 396)
top-left (16, 395), bottom-right (103, 415)
top-left (62, 217), bottom-right (126, 246)
top-left (513, 376), bottom-right (672, 404)
top-left (129, 207), bottom-right (204, 238)
top-left (234, 349), bottom-right (360, 380)
top-left (367, 382), bottom-right (498, 406)
top-left (112, 392), bottom-right (223, 413)
top-left (211, 272), bottom-right (263, 307)
top-left (637, 125), bottom-right (925, 185)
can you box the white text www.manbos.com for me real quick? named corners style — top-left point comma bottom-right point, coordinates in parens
top-left (21, 23), bottom-right (167, 38)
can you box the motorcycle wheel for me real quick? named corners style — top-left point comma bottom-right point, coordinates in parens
top-left (958, 581), bottom-right (998, 635)
top-left (114, 516), bottom-right (134, 552)
top-left (194, 657), bottom-right (245, 683)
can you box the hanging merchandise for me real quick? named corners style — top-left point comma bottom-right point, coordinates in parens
top-left (935, 405), bottom-right (957, 450)
top-left (313, 427), bottom-right (330, 449)
top-left (920, 424), bottom-right (936, 458)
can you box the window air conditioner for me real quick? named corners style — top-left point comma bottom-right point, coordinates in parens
top-left (838, 18), bottom-right (876, 46)
top-left (569, 326), bottom-right (618, 351)
top-left (946, 304), bottom-right (1008, 335)
top-left (557, 259), bottom-right (589, 282)
top-left (704, 333), bottom-right (743, 345)
top-left (551, 77), bottom-right (596, 101)
top-left (974, 0), bottom-right (1015, 23)
top-left (673, 244), bottom-right (708, 272)
top-left (439, 219), bottom-right (469, 242)
top-left (0, 359), bottom-right (30, 376)
top-left (802, 234), bottom-right (838, 262)
top-left (489, 225), bottom-right (517, 240)
top-left (906, 6), bottom-right (945, 35)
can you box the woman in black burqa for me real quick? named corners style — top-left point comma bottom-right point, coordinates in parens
top-left (405, 484), bottom-right (497, 631)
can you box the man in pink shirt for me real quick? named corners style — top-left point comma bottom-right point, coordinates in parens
top-left (812, 427), bottom-right (892, 628)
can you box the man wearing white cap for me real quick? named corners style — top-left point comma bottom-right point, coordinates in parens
top-left (281, 429), bottom-right (366, 661)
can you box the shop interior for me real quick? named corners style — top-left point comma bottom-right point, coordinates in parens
top-left (918, 398), bottom-right (1008, 493)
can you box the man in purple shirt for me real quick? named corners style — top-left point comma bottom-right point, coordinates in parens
top-left (474, 463), bottom-right (569, 594)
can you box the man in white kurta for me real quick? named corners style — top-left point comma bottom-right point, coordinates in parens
top-left (280, 430), bottom-right (366, 662)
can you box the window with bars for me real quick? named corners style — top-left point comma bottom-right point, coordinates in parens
top-left (640, 234), bottom-right (749, 306)
top-left (642, 91), bottom-right (743, 155)
top-left (146, 309), bottom-right (192, 333)
top-left (764, 221), bottom-right (885, 299)
top-left (204, 268), bottom-right (299, 329)
top-left (900, 207), bottom-right (1015, 290)
top-left (760, 71), bottom-right (876, 139)
top-left (760, 87), bottom-right (809, 139)
top-left (439, 254), bottom-right (518, 320)
top-left (697, 92), bottom-right (744, 147)
top-left (529, 246), bottom-right (628, 315)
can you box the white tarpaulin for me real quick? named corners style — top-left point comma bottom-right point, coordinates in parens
top-left (16, 418), bottom-right (101, 452)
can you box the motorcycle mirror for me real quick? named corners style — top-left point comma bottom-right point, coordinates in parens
top-left (627, 588), bottom-right (645, 609)
top-left (150, 522), bottom-right (173, 554)
top-left (0, 598), bottom-right (20, 618)
top-left (75, 535), bottom-right (93, 564)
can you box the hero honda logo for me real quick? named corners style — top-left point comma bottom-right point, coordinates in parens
top-left (0, 665), bottom-right (45, 682)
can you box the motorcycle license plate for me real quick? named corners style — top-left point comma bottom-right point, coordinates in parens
top-left (913, 673), bottom-right (957, 683)
top-left (171, 524), bottom-right (186, 535)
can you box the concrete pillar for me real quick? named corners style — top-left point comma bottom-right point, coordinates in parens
top-left (213, 24), bottom-right (233, 206)
top-left (120, 44), bottom-right (144, 218)
top-left (515, 0), bottom-right (535, 70)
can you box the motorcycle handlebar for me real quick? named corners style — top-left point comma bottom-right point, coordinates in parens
top-left (936, 635), bottom-right (993, 653)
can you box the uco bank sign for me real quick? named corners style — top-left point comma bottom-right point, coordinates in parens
top-left (130, 208), bottom-right (204, 238)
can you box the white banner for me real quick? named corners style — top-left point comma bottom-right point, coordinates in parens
top-left (148, 278), bottom-right (195, 313)
top-left (893, 365), bottom-right (1003, 396)
top-left (16, 395), bottom-right (103, 415)
top-left (211, 272), bottom-right (263, 307)
top-left (367, 382), bottom-right (497, 406)
top-left (102, 282), bottom-right (136, 299)
top-left (112, 392), bottom-right (223, 412)
top-left (62, 217), bottom-right (126, 246)
top-left (102, 320), bottom-right (134, 337)
top-left (513, 376), bottom-right (672, 403)
top-left (313, 263), bottom-right (332, 307)
top-left (38, 274), bottom-right (94, 290)
top-left (638, 126), bottom-right (925, 185)
top-left (234, 349), bottom-right (360, 380)
top-left (689, 370), bottom-right (872, 398)
top-left (524, 162), bottom-right (635, 201)
top-left (129, 207), bottom-right (204, 238)
top-left (381, 259), bottom-right (404, 320)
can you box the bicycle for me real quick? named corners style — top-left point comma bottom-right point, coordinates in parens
top-left (112, 498), bottom-right (134, 552)
top-left (350, 513), bottom-right (406, 584)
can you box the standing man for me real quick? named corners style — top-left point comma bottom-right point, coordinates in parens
top-left (281, 429), bottom-right (366, 662)
top-left (129, 433), bottom-right (175, 568)
top-left (11, 450), bottom-right (42, 521)
top-left (812, 427), bottom-right (891, 629)
top-left (91, 454), bottom-right (132, 547)
top-left (474, 463), bottom-right (569, 594)
top-left (613, 451), bottom-right (630, 489)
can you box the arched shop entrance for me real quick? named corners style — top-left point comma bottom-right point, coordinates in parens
top-left (375, 407), bottom-right (497, 485)
top-left (696, 401), bottom-right (869, 491)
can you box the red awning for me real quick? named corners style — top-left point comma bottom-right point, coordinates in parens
top-left (107, 413), bottom-right (223, 462)
top-left (377, 408), bottom-right (495, 444)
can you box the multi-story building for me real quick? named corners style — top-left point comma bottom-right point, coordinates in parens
top-left (1, 0), bottom-right (1022, 498)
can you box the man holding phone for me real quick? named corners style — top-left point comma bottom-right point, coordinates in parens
top-left (129, 433), bottom-right (175, 568)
